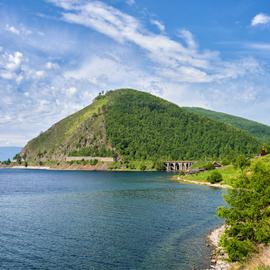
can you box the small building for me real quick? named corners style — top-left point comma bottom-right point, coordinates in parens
top-left (212, 162), bottom-right (222, 168)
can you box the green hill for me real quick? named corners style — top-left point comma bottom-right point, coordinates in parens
top-left (183, 107), bottom-right (270, 144)
top-left (22, 89), bottom-right (261, 164)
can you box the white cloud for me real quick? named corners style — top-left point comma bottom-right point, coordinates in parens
top-left (251, 13), bottom-right (270, 26)
top-left (6, 51), bottom-right (23, 71)
top-left (4, 24), bottom-right (32, 36)
top-left (178, 29), bottom-right (197, 50)
top-left (150, 19), bottom-right (165, 32)
top-left (5, 24), bottom-right (20, 35)
top-left (35, 70), bottom-right (46, 78)
top-left (47, 0), bottom-right (259, 84)
top-left (45, 61), bottom-right (59, 70)
top-left (1, 0), bottom-right (269, 147)
top-left (0, 51), bottom-right (24, 82)
top-left (66, 86), bottom-right (77, 96)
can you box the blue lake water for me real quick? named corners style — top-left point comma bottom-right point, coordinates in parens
top-left (0, 169), bottom-right (224, 270)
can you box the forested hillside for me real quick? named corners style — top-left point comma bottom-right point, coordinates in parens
top-left (22, 89), bottom-right (261, 164)
top-left (184, 107), bottom-right (270, 143)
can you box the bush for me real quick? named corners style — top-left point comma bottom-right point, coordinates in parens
top-left (89, 159), bottom-right (98, 166)
top-left (218, 161), bottom-right (270, 262)
top-left (207, 170), bottom-right (223, 183)
top-left (154, 161), bottom-right (166, 171)
top-left (233, 155), bottom-right (250, 171)
top-left (221, 157), bottom-right (231, 166)
top-left (220, 236), bottom-right (254, 262)
top-left (140, 164), bottom-right (147, 171)
top-left (108, 162), bottom-right (121, 170)
top-left (205, 162), bottom-right (216, 170)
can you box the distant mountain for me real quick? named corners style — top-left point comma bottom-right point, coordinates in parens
top-left (0, 147), bottom-right (22, 161)
top-left (22, 89), bottom-right (261, 164)
top-left (183, 107), bottom-right (270, 144)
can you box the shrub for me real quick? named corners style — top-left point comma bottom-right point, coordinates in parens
top-left (204, 162), bottom-right (215, 170)
top-left (89, 159), bottom-right (98, 166)
top-left (218, 161), bottom-right (270, 261)
top-left (220, 236), bottom-right (254, 262)
top-left (207, 170), bottom-right (223, 183)
top-left (154, 161), bottom-right (166, 171)
top-left (221, 157), bottom-right (231, 166)
top-left (233, 155), bottom-right (250, 171)
top-left (140, 164), bottom-right (147, 171)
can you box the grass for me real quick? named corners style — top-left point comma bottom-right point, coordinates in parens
top-left (184, 165), bottom-right (241, 185)
top-left (182, 154), bottom-right (270, 186)
top-left (24, 95), bottom-right (109, 159)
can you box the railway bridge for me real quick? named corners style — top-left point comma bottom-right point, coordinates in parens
top-left (164, 161), bottom-right (193, 172)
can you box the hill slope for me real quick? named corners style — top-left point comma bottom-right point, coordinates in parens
top-left (183, 107), bottom-right (270, 143)
top-left (22, 89), bottom-right (261, 164)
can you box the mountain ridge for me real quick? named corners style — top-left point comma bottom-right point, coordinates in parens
top-left (21, 89), bottom-right (262, 165)
top-left (183, 107), bottom-right (270, 143)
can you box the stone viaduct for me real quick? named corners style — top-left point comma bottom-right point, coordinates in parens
top-left (164, 161), bottom-right (193, 172)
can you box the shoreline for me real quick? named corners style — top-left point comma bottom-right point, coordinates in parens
top-left (207, 225), bottom-right (233, 270)
top-left (2, 165), bottom-right (161, 172)
top-left (173, 176), bottom-right (232, 189)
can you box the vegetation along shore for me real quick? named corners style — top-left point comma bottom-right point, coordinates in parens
top-left (1, 89), bottom-right (270, 269)
top-left (175, 154), bottom-right (270, 270)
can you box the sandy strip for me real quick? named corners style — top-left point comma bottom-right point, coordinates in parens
top-left (174, 177), bottom-right (232, 189)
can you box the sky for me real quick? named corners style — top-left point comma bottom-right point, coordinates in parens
top-left (1, 0), bottom-right (270, 146)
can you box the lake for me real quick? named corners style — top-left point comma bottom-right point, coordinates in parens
top-left (0, 169), bottom-right (224, 270)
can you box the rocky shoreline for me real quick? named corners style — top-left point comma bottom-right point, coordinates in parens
top-left (207, 225), bottom-right (233, 270)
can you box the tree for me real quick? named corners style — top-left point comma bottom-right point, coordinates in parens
top-left (217, 161), bottom-right (270, 262)
top-left (13, 153), bottom-right (22, 164)
top-left (207, 170), bottom-right (223, 184)
top-left (140, 163), bottom-right (147, 171)
top-left (154, 161), bottom-right (166, 171)
top-left (233, 155), bottom-right (251, 172)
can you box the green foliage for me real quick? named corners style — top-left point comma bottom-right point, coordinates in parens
top-left (205, 162), bottom-right (216, 170)
top-left (233, 155), bottom-right (251, 171)
top-left (219, 235), bottom-right (254, 262)
top-left (191, 161), bottom-right (215, 169)
top-left (207, 170), bottom-right (223, 183)
top-left (22, 89), bottom-right (261, 165)
top-left (140, 163), bottom-right (147, 171)
top-left (154, 161), bottom-right (166, 171)
top-left (1, 158), bottom-right (11, 165)
top-left (184, 107), bottom-right (270, 143)
top-left (185, 165), bottom-right (240, 185)
top-left (109, 162), bottom-right (122, 170)
top-left (221, 157), bottom-right (231, 166)
top-left (22, 95), bottom-right (109, 162)
top-left (217, 161), bottom-right (270, 261)
top-left (69, 147), bottom-right (113, 157)
top-left (105, 89), bottom-right (260, 161)
top-left (13, 153), bottom-right (22, 164)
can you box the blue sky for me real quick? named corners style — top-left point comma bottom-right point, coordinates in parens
top-left (1, 0), bottom-right (270, 146)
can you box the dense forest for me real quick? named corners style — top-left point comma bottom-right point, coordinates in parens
top-left (184, 107), bottom-right (270, 144)
top-left (22, 89), bottom-right (262, 164)
top-left (104, 89), bottom-right (260, 161)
